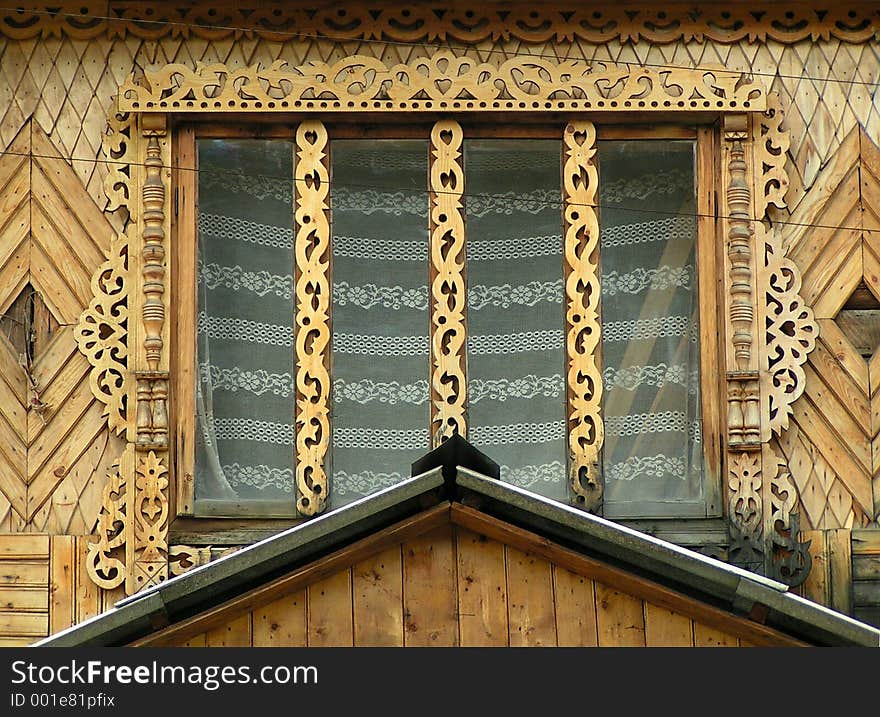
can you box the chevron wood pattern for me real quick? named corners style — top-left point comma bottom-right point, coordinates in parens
top-left (0, 119), bottom-right (121, 534)
top-left (779, 126), bottom-right (880, 529)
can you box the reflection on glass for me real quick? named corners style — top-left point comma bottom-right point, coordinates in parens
top-left (598, 139), bottom-right (703, 517)
top-left (329, 140), bottom-right (430, 508)
top-left (465, 140), bottom-right (568, 501)
top-left (195, 139), bottom-right (295, 513)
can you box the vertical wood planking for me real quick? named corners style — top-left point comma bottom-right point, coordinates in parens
top-left (173, 125), bottom-right (196, 516)
top-left (205, 613), bottom-right (251, 647)
top-left (308, 569), bottom-right (353, 647)
top-left (75, 536), bottom-right (100, 624)
top-left (643, 603), bottom-right (695, 647)
top-left (553, 568), bottom-right (598, 646)
top-left (828, 528), bottom-right (853, 614)
top-left (181, 633), bottom-right (207, 647)
top-left (49, 535), bottom-right (74, 634)
top-left (693, 623), bottom-right (739, 647)
top-left (505, 546), bottom-right (557, 646)
top-left (403, 525), bottom-right (458, 646)
top-left (456, 528), bottom-right (508, 646)
top-left (252, 591), bottom-right (307, 647)
top-left (352, 546), bottom-right (403, 646)
top-left (799, 529), bottom-right (829, 605)
top-left (595, 583), bottom-right (646, 647)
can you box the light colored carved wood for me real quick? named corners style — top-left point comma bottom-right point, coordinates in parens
top-left (118, 54), bottom-right (766, 115)
top-left (429, 119), bottom-right (467, 444)
top-left (86, 444), bottom-right (131, 591)
top-left (563, 120), bottom-right (603, 511)
top-left (4, 3), bottom-right (880, 47)
top-left (294, 120), bottom-right (331, 516)
top-left (128, 450), bottom-right (169, 593)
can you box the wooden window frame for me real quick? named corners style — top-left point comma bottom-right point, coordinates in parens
top-left (171, 117), bottom-right (724, 534)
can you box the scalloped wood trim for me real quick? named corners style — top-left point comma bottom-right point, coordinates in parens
top-left (2, 3), bottom-right (879, 46)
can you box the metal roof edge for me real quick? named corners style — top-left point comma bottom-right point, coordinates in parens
top-left (34, 468), bottom-right (445, 647)
top-left (455, 467), bottom-right (880, 647)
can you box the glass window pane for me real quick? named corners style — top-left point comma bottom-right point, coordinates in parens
top-left (330, 140), bottom-right (431, 508)
top-left (465, 139), bottom-right (568, 501)
top-left (598, 139), bottom-right (704, 518)
top-left (195, 139), bottom-right (295, 514)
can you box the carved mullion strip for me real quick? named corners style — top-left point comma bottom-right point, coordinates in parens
top-left (563, 121), bottom-right (603, 512)
top-left (294, 121), bottom-right (331, 517)
top-left (429, 120), bottom-right (467, 445)
top-left (86, 443), bottom-right (134, 591)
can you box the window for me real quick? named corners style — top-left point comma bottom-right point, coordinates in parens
top-left (175, 121), bottom-right (720, 520)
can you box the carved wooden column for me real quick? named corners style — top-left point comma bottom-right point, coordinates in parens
top-left (563, 121), bottom-right (603, 512)
top-left (294, 121), bottom-right (331, 516)
top-left (722, 113), bottom-right (764, 572)
top-left (429, 120), bottom-right (468, 446)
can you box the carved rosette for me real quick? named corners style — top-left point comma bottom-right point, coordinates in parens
top-left (429, 120), bottom-right (467, 445)
top-left (117, 55), bottom-right (765, 115)
top-left (294, 121), bottom-right (331, 516)
top-left (563, 121), bottom-right (603, 512)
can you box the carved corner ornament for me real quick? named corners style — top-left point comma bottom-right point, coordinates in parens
top-left (723, 94), bottom-right (817, 586)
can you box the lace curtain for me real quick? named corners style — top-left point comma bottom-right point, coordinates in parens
top-left (598, 139), bottom-right (704, 517)
top-left (329, 140), bottom-right (431, 509)
top-left (195, 139), bottom-right (296, 514)
top-left (465, 140), bottom-right (568, 501)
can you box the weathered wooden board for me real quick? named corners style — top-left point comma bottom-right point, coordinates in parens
top-left (455, 528), bottom-right (508, 647)
top-left (352, 546), bottom-right (403, 647)
top-left (553, 567), bottom-right (598, 647)
top-left (505, 546), bottom-right (556, 647)
top-left (251, 591), bottom-right (307, 647)
top-left (595, 583), bottom-right (646, 647)
top-left (307, 570), bottom-right (354, 647)
top-left (402, 525), bottom-right (458, 647)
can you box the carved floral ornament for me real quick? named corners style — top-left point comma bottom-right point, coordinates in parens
top-left (77, 52), bottom-right (817, 593)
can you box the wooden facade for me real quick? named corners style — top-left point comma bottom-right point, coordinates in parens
top-left (1, 0), bottom-right (880, 645)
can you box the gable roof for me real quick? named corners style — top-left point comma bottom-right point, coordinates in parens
top-left (36, 438), bottom-right (880, 648)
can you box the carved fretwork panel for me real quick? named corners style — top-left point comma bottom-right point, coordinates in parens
top-left (4, 4), bottom-right (880, 46)
top-left (429, 120), bottom-right (467, 445)
top-left (294, 121), bottom-right (332, 517)
top-left (562, 121), bottom-right (603, 512)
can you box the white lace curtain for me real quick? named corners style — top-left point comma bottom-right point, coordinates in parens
top-left (194, 136), bottom-right (704, 518)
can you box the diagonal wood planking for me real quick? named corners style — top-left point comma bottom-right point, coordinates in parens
top-left (783, 126), bottom-right (880, 528)
top-left (0, 119), bottom-right (115, 531)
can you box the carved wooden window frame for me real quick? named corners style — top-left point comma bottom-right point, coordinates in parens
top-left (78, 53), bottom-right (817, 593)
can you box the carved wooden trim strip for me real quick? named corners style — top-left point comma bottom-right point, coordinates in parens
top-left (118, 54), bottom-right (766, 115)
top-left (723, 114), bottom-right (760, 450)
top-left (3, 3), bottom-right (880, 45)
top-left (294, 120), bottom-right (331, 517)
top-left (563, 120), bottom-right (603, 512)
top-left (429, 119), bottom-right (467, 445)
top-left (128, 450), bottom-right (170, 593)
top-left (85, 444), bottom-right (133, 591)
top-left (754, 95), bottom-right (816, 440)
